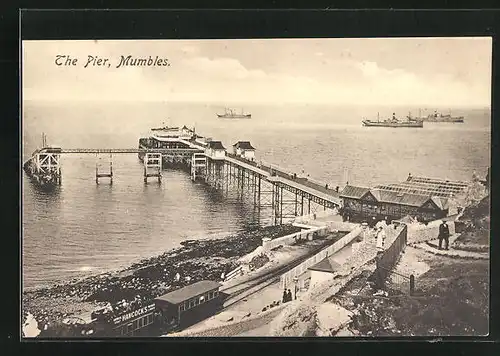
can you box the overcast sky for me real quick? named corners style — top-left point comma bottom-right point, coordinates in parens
top-left (22, 38), bottom-right (492, 107)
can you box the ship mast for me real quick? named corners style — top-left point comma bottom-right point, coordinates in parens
top-left (377, 112), bottom-right (380, 122)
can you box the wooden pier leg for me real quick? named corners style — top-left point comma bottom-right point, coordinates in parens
top-left (301, 194), bottom-right (304, 216)
top-left (308, 197), bottom-right (311, 215)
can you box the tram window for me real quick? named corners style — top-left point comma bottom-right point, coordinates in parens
top-left (179, 304), bottom-right (185, 312)
top-left (214, 291), bottom-right (219, 297)
top-left (189, 300), bottom-right (194, 308)
top-left (127, 323), bottom-right (134, 334)
top-left (208, 291), bottom-right (213, 299)
top-left (193, 298), bottom-right (198, 306)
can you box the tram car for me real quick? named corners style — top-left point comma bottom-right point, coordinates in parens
top-left (154, 280), bottom-right (225, 333)
top-left (89, 280), bottom-right (225, 336)
top-left (90, 300), bottom-right (158, 337)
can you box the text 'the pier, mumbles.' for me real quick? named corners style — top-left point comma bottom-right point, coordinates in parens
top-left (54, 55), bottom-right (171, 68)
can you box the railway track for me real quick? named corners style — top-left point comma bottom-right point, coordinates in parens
top-left (220, 238), bottom-right (338, 309)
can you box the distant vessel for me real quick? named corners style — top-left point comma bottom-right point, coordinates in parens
top-left (362, 112), bottom-right (423, 128)
top-left (416, 110), bottom-right (464, 123)
top-left (217, 108), bottom-right (251, 119)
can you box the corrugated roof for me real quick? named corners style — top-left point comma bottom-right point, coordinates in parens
top-left (207, 141), bottom-right (226, 150)
top-left (233, 141), bottom-right (255, 150)
top-left (374, 176), bottom-right (469, 198)
top-left (374, 183), bottom-right (465, 198)
top-left (340, 185), bottom-right (370, 199)
top-left (407, 175), bottom-right (469, 188)
top-left (308, 258), bottom-right (341, 273)
top-left (155, 280), bottom-right (221, 305)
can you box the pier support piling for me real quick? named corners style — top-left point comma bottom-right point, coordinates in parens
top-left (96, 154), bottom-right (113, 184)
top-left (144, 153), bottom-right (162, 184)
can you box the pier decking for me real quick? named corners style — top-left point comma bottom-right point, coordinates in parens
top-left (24, 134), bottom-right (341, 225)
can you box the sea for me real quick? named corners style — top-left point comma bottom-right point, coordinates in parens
top-left (22, 100), bottom-right (491, 290)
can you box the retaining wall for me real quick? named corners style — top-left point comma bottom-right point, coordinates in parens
top-left (406, 220), bottom-right (456, 245)
top-left (293, 210), bottom-right (337, 224)
top-left (279, 227), bottom-right (363, 289)
top-left (262, 226), bottom-right (329, 251)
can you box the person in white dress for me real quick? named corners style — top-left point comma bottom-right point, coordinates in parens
top-left (376, 226), bottom-right (386, 252)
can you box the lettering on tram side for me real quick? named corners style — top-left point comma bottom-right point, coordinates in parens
top-left (113, 303), bottom-right (156, 325)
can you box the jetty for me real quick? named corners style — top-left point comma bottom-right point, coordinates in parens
top-left (23, 130), bottom-right (341, 225)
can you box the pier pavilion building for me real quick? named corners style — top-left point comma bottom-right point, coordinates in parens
top-left (339, 182), bottom-right (463, 224)
top-left (206, 141), bottom-right (227, 159)
top-left (232, 141), bottom-right (256, 160)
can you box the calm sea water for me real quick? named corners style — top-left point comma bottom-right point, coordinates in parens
top-left (22, 101), bottom-right (491, 289)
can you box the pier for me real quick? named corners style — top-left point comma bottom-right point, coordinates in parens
top-left (23, 133), bottom-right (341, 225)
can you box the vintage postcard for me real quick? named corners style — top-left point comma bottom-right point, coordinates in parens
top-left (21, 37), bottom-right (491, 338)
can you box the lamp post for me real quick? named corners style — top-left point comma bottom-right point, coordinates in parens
top-left (293, 277), bottom-right (299, 300)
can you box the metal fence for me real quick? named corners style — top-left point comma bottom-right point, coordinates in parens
top-left (377, 266), bottom-right (415, 295)
top-left (373, 224), bottom-right (415, 295)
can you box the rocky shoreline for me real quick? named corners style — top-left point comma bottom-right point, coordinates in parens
top-left (22, 224), bottom-right (302, 335)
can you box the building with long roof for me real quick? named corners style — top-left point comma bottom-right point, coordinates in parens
top-left (339, 175), bottom-right (469, 223)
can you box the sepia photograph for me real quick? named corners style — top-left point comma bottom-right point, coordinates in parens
top-left (21, 37), bottom-right (491, 338)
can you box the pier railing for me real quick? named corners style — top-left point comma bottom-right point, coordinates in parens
top-left (279, 226), bottom-right (363, 289)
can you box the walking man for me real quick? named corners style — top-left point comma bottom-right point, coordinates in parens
top-left (438, 220), bottom-right (450, 250)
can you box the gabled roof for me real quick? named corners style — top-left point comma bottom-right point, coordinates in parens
top-left (308, 258), bottom-right (341, 273)
top-left (370, 189), bottom-right (430, 207)
top-left (207, 141), bottom-right (226, 150)
top-left (233, 141), bottom-right (255, 150)
top-left (340, 185), bottom-right (371, 199)
top-left (430, 196), bottom-right (449, 210)
top-left (155, 280), bottom-right (222, 305)
top-left (394, 214), bottom-right (418, 224)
